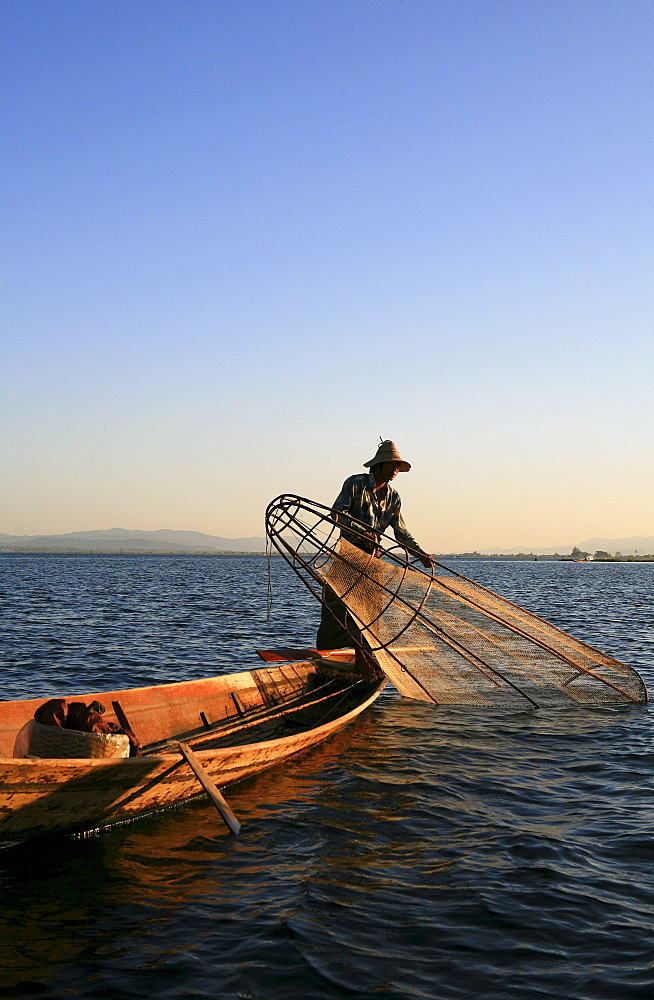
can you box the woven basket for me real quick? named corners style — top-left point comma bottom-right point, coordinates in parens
top-left (26, 720), bottom-right (130, 759)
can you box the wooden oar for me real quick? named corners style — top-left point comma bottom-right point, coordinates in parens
top-left (177, 741), bottom-right (241, 835)
top-left (112, 701), bottom-right (240, 833)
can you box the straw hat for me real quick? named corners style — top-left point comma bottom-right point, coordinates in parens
top-left (363, 440), bottom-right (411, 472)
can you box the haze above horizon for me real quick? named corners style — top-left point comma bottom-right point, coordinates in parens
top-left (2, 1), bottom-right (652, 552)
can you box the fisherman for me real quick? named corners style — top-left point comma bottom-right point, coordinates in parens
top-left (316, 440), bottom-right (434, 651)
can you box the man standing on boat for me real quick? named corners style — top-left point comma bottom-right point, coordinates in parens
top-left (316, 440), bottom-right (434, 651)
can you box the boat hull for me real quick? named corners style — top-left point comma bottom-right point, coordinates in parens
top-left (0, 661), bottom-right (385, 840)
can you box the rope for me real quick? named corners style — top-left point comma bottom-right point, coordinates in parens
top-left (265, 534), bottom-right (274, 621)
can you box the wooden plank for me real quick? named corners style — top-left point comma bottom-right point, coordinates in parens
top-left (256, 647), bottom-right (326, 662)
top-left (112, 700), bottom-right (133, 732)
top-left (177, 741), bottom-right (241, 834)
top-left (256, 646), bottom-right (438, 662)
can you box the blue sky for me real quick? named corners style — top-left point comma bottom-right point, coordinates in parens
top-left (2, 0), bottom-right (653, 550)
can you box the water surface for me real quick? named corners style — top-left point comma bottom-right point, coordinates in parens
top-left (1, 555), bottom-right (653, 999)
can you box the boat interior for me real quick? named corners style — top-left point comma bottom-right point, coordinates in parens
top-left (142, 663), bottom-right (381, 754)
top-left (0, 657), bottom-right (382, 760)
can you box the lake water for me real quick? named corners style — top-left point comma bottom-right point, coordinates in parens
top-left (1, 554), bottom-right (653, 1000)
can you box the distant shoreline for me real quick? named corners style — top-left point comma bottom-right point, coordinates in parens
top-left (442, 554), bottom-right (654, 562)
top-left (1, 550), bottom-right (653, 561)
top-left (0, 548), bottom-right (269, 556)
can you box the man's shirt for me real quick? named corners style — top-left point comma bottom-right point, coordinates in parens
top-left (332, 473), bottom-right (425, 554)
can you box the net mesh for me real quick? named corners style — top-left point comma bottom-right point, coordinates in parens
top-left (265, 494), bottom-right (648, 708)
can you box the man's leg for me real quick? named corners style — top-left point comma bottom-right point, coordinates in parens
top-left (316, 585), bottom-right (354, 650)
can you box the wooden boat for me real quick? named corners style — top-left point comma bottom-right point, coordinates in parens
top-left (0, 656), bottom-right (385, 843)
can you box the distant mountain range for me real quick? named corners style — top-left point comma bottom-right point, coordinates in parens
top-left (1, 528), bottom-right (652, 557)
top-left (0, 528), bottom-right (267, 554)
top-left (478, 536), bottom-right (654, 557)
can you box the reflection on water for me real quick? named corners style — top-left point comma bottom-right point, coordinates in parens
top-left (1, 556), bottom-right (653, 998)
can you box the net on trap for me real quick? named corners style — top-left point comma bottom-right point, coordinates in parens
top-left (265, 495), bottom-right (648, 708)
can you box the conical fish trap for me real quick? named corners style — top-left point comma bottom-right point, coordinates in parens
top-left (266, 495), bottom-right (647, 708)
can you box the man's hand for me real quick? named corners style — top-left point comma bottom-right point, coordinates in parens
top-left (406, 548), bottom-right (435, 569)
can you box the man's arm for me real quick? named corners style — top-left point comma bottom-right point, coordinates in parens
top-left (390, 507), bottom-right (435, 569)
